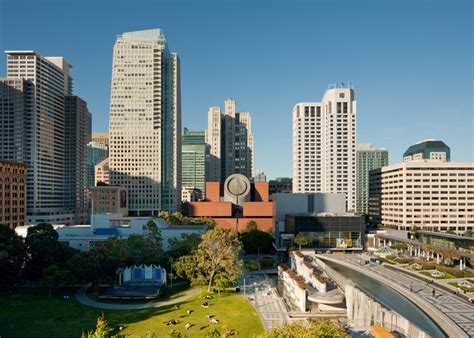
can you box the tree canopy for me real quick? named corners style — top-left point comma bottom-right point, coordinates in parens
top-left (174, 227), bottom-right (243, 292)
top-left (240, 224), bottom-right (274, 254)
top-left (167, 233), bottom-right (202, 260)
top-left (156, 211), bottom-right (216, 227)
top-left (259, 320), bottom-right (349, 338)
top-left (294, 233), bottom-right (311, 250)
top-left (0, 224), bottom-right (27, 288)
top-left (23, 223), bottom-right (77, 281)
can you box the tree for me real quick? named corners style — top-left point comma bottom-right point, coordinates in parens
top-left (124, 234), bottom-right (165, 266)
top-left (66, 252), bottom-right (101, 284)
top-left (174, 227), bottom-right (243, 292)
top-left (245, 221), bottom-right (258, 232)
top-left (0, 224), bottom-right (27, 288)
top-left (24, 223), bottom-right (77, 281)
top-left (241, 228), bottom-right (273, 254)
top-left (39, 264), bottom-right (71, 296)
top-left (259, 320), bottom-right (348, 338)
top-left (390, 243), bottom-right (407, 252)
top-left (167, 233), bottom-right (202, 260)
top-left (464, 229), bottom-right (473, 237)
top-left (143, 220), bottom-right (163, 247)
top-left (294, 233), bottom-right (311, 250)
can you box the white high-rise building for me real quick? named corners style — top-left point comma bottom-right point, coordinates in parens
top-left (292, 84), bottom-right (356, 211)
top-left (206, 98), bottom-right (254, 182)
top-left (4, 51), bottom-right (81, 224)
top-left (109, 29), bottom-right (181, 215)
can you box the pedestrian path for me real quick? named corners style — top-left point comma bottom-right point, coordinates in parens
top-left (75, 285), bottom-right (200, 310)
top-left (327, 254), bottom-right (474, 337)
top-left (252, 285), bottom-right (290, 330)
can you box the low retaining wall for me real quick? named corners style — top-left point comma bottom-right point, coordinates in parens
top-left (345, 283), bottom-right (429, 338)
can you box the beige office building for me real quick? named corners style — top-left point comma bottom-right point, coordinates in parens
top-left (109, 29), bottom-right (181, 215)
top-left (90, 186), bottom-right (128, 216)
top-left (206, 98), bottom-right (254, 182)
top-left (91, 132), bottom-right (109, 146)
top-left (369, 161), bottom-right (474, 232)
top-left (95, 157), bottom-right (110, 186)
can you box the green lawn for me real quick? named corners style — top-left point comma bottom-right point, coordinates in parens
top-left (419, 270), bottom-right (455, 279)
top-left (0, 289), bottom-right (264, 338)
top-left (448, 280), bottom-right (474, 293)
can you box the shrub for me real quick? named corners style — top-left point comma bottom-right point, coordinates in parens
top-left (259, 258), bottom-right (276, 269)
top-left (413, 259), bottom-right (436, 270)
top-left (244, 260), bottom-right (260, 271)
top-left (385, 255), bottom-right (397, 261)
top-left (394, 257), bottom-right (414, 264)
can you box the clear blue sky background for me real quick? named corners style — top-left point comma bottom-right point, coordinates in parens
top-left (1, 0), bottom-right (472, 179)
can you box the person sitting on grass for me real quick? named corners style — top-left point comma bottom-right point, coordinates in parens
top-left (184, 323), bottom-right (193, 329)
top-left (201, 302), bottom-right (209, 308)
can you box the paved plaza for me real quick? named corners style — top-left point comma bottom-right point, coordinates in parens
top-left (240, 272), bottom-right (290, 330)
top-left (324, 254), bottom-right (474, 337)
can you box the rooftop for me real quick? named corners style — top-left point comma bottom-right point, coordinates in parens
top-left (118, 28), bottom-right (167, 44)
top-left (403, 139), bottom-right (450, 157)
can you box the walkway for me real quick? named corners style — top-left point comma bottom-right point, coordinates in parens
top-left (253, 285), bottom-right (290, 330)
top-left (75, 285), bottom-right (201, 310)
top-left (241, 271), bottom-right (290, 330)
top-left (320, 254), bottom-right (474, 337)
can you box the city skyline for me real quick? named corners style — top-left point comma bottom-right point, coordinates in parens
top-left (1, 0), bottom-right (472, 179)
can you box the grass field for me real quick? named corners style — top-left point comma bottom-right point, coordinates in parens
top-left (0, 289), bottom-right (264, 338)
top-left (419, 270), bottom-right (455, 279)
top-left (448, 280), bottom-right (474, 293)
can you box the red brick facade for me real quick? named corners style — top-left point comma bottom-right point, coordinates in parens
top-left (0, 160), bottom-right (27, 229)
top-left (186, 181), bottom-right (274, 232)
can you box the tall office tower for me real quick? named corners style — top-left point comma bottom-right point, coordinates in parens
top-left (86, 141), bottom-right (108, 188)
top-left (292, 84), bottom-right (356, 211)
top-left (356, 143), bottom-right (388, 215)
top-left (0, 78), bottom-right (26, 162)
top-left (253, 171), bottom-right (267, 182)
top-left (64, 96), bottom-right (92, 224)
top-left (109, 29), bottom-right (181, 215)
top-left (91, 132), bottom-right (109, 146)
top-left (206, 98), bottom-right (254, 182)
top-left (403, 139), bottom-right (450, 162)
top-left (5, 51), bottom-right (77, 224)
top-left (181, 128), bottom-right (207, 201)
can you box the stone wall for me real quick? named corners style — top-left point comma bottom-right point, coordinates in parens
top-left (345, 283), bottom-right (430, 338)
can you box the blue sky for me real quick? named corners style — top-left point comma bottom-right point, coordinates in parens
top-left (1, 0), bottom-right (472, 178)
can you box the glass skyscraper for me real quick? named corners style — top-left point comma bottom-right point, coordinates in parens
top-left (356, 143), bottom-right (389, 214)
top-left (181, 128), bottom-right (207, 200)
top-left (86, 141), bottom-right (108, 188)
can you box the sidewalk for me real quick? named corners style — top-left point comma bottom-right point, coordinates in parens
top-left (75, 285), bottom-right (200, 310)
